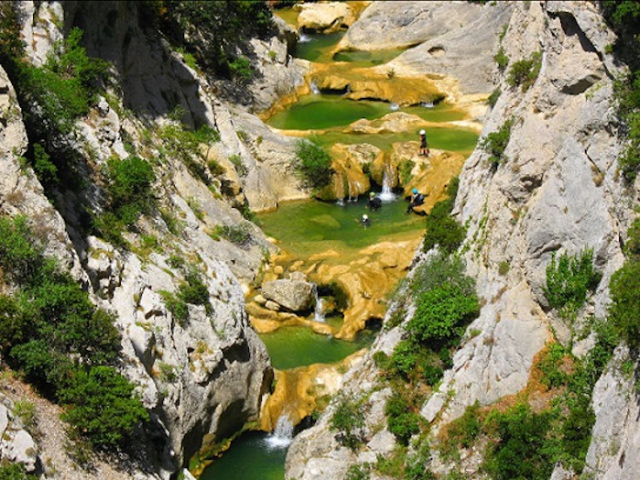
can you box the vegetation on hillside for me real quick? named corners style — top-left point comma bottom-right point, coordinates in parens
top-left (147, 0), bottom-right (275, 80)
top-left (599, 1), bottom-right (640, 183)
top-left (0, 216), bottom-right (148, 450)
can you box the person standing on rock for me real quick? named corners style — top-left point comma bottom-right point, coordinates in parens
top-left (419, 129), bottom-right (429, 157)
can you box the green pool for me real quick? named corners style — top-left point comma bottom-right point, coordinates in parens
top-left (256, 195), bottom-right (424, 261)
top-left (259, 325), bottom-right (376, 370)
top-left (199, 431), bottom-right (286, 480)
top-left (266, 94), bottom-right (467, 131)
top-left (296, 31), bottom-right (345, 62)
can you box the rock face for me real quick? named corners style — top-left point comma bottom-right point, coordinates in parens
top-left (337, 1), bottom-right (516, 96)
top-left (285, 2), bottom-right (635, 479)
top-left (0, 399), bottom-right (38, 473)
top-left (0, 2), bottom-right (289, 478)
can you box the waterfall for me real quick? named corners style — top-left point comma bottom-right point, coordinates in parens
top-left (310, 81), bottom-right (320, 94)
top-left (379, 170), bottom-right (396, 202)
top-left (265, 414), bottom-right (294, 450)
top-left (421, 101), bottom-right (434, 108)
top-left (313, 285), bottom-right (325, 323)
top-left (299, 33), bottom-right (311, 43)
top-left (390, 102), bottom-right (399, 111)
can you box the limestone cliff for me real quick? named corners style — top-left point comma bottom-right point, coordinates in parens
top-left (285, 2), bottom-right (639, 479)
top-left (0, 1), bottom-right (314, 478)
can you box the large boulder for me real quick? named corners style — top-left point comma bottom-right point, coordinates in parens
top-left (262, 278), bottom-right (316, 312)
top-left (298, 2), bottom-right (357, 33)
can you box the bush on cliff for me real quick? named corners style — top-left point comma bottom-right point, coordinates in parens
top-left (0, 215), bottom-right (147, 450)
top-left (294, 139), bottom-right (335, 191)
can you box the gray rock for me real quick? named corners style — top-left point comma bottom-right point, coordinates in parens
top-left (262, 279), bottom-right (316, 312)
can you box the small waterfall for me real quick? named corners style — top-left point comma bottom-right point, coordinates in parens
top-left (265, 414), bottom-right (294, 450)
top-left (379, 170), bottom-right (397, 202)
top-left (313, 285), bottom-right (325, 323)
top-left (390, 102), bottom-right (399, 111)
top-left (336, 198), bottom-right (345, 206)
top-left (299, 33), bottom-right (311, 43)
top-left (310, 81), bottom-right (320, 94)
top-left (421, 101), bottom-right (434, 108)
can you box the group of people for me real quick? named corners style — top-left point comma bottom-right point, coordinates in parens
top-left (358, 129), bottom-right (429, 226)
top-left (360, 188), bottom-right (425, 226)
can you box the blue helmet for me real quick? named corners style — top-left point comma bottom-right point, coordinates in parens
top-left (412, 188), bottom-right (418, 194)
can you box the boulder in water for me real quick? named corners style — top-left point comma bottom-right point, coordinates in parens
top-left (262, 279), bottom-right (316, 312)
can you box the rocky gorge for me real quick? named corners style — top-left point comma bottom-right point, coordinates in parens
top-left (0, 1), bottom-right (638, 480)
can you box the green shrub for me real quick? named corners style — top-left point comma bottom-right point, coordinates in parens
top-left (385, 391), bottom-right (421, 445)
top-left (480, 118), bottom-right (513, 167)
top-left (158, 122), bottom-right (220, 184)
top-left (494, 46), bottom-right (509, 71)
top-left (538, 343), bottom-right (569, 389)
top-left (212, 223), bottom-right (253, 247)
top-left (411, 251), bottom-right (472, 297)
top-left (330, 395), bottom-right (366, 450)
top-left (399, 159), bottom-right (415, 185)
top-left (229, 55), bottom-right (253, 80)
top-left (608, 259), bottom-right (640, 348)
top-left (345, 464), bottom-right (370, 480)
top-left (498, 261), bottom-right (510, 275)
top-left (0, 462), bottom-right (38, 480)
top-left (105, 156), bottom-right (156, 226)
top-left (388, 339), bottom-right (420, 379)
top-left (31, 143), bottom-right (58, 189)
top-left (626, 218), bottom-right (640, 257)
top-left (483, 403), bottom-right (558, 480)
top-left (0, 216), bottom-right (45, 284)
top-left (0, 3), bottom-right (25, 76)
top-left (59, 366), bottom-right (149, 449)
top-left (487, 88), bottom-right (501, 108)
top-left (159, 290), bottom-right (189, 323)
top-left (19, 28), bottom-right (108, 136)
top-left (178, 270), bottom-right (212, 314)
top-left (424, 214), bottom-right (466, 254)
top-left (444, 401), bottom-right (483, 450)
top-left (543, 249), bottom-right (601, 318)
top-left (294, 140), bottom-right (334, 190)
top-left (507, 51), bottom-right (542, 92)
top-left (422, 178), bottom-right (466, 254)
top-left (408, 284), bottom-right (480, 348)
top-left (229, 154), bottom-right (248, 176)
top-left (207, 158), bottom-right (225, 176)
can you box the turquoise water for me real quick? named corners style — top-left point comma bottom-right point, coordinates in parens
top-left (260, 325), bottom-right (376, 370)
top-left (333, 48), bottom-right (406, 67)
top-left (296, 32), bottom-right (345, 62)
top-left (266, 94), bottom-right (467, 132)
top-left (256, 195), bottom-right (424, 260)
top-left (199, 431), bottom-right (286, 480)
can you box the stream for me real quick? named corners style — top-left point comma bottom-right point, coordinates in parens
top-left (199, 8), bottom-right (479, 479)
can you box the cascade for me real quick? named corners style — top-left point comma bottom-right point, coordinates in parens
top-left (299, 32), bottom-right (311, 43)
top-left (390, 102), bottom-right (399, 111)
top-left (380, 170), bottom-right (396, 202)
top-left (421, 101), bottom-right (434, 108)
top-left (310, 81), bottom-right (320, 95)
top-left (313, 285), bottom-right (325, 322)
top-left (264, 414), bottom-right (294, 450)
